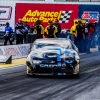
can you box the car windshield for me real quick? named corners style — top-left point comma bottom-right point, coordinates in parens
top-left (32, 41), bottom-right (71, 50)
top-left (36, 43), bottom-right (59, 49)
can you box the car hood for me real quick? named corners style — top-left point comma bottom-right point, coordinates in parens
top-left (30, 46), bottom-right (76, 60)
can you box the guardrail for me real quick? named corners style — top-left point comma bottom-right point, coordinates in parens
top-left (0, 44), bottom-right (30, 59)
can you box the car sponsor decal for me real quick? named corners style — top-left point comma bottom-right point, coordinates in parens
top-left (40, 64), bottom-right (66, 68)
top-left (58, 73), bottom-right (66, 76)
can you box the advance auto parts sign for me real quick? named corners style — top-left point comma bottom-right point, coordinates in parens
top-left (16, 3), bottom-right (78, 29)
top-left (22, 10), bottom-right (62, 23)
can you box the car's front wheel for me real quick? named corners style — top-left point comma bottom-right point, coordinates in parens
top-left (75, 73), bottom-right (80, 78)
top-left (71, 73), bottom-right (80, 78)
top-left (27, 66), bottom-right (34, 77)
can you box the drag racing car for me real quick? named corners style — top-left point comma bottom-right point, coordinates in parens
top-left (26, 38), bottom-right (80, 77)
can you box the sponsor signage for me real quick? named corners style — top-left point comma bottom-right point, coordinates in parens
top-left (81, 11), bottom-right (99, 23)
top-left (15, 3), bottom-right (78, 29)
top-left (79, 5), bottom-right (100, 23)
top-left (0, 44), bottom-right (30, 59)
top-left (0, 55), bottom-right (6, 60)
top-left (0, 48), bottom-right (3, 55)
top-left (0, 6), bottom-right (15, 31)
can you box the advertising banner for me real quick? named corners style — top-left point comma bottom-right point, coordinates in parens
top-left (0, 6), bottom-right (15, 32)
top-left (0, 44), bottom-right (30, 59)
top-left (79, 5), bottom-right (100, 23)
top-left (15, 3), bottom-right (78, 29)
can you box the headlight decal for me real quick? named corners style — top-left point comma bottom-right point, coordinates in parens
top-left (65, 59), bottom-right (74, 63)
top-left (32, 60), bottom-right (41, 64)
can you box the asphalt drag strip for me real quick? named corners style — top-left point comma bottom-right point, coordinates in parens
top-left (0, 51), bottom-right (100, 100)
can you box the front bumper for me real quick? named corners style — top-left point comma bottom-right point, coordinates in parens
top-left (26, 61), bottom-right (80, 76)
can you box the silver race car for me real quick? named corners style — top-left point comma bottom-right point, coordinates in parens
top-left (26, 38), bottom-right (80, 77)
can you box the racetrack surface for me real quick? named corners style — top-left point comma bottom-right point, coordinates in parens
top-left (0, 51), bottom-right (100, 100)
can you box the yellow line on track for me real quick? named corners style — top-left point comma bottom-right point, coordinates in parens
top-left (0, 58), bottom-right (26, 68)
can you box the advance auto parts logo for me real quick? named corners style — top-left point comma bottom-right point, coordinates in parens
top-left (22, 10), bottom-right (73, 23)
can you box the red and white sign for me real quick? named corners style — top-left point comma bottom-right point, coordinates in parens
top-left (15, 3), bottom-right (78, 29)
top-left (0, 6), bottom-right (15, 31)
top-left (0, 6), bottom-right (12, 20)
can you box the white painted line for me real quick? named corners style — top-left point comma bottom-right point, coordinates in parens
top-left (0, 64), bottom-right (26, 70)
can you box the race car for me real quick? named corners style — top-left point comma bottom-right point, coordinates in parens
top-left (26, 38), bottom-right (80, 77)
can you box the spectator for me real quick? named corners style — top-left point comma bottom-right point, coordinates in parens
top-left (23, 21), bottom-right (30, 43)
top-left (15, 18), bottom-right (24, 44)
top-left (30, 23), bottom-right (34, 33)
top-left (45, 20), bottom-right (57, 38)
top-left (54, 19), bottom-right (61, 37)
top-left (95, 23), bottom-right (100, 45)
top-left (87, 23), bottom-right (95, 53)
top-left (76, 21), bottom-right (85, 53)
top-left (70, 21), bottom-right (78, 43)
top-left (4, 22), bottom-right (13, 45)
top-left (34, 20), bottom-right (44, 39)
top-left (83, 22), bottom-right (89, 52)
top-left (91, 23), bottom-right (96, 48)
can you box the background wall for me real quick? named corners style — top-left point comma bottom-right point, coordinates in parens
top-left (0, 0), bottom-right (100, 31)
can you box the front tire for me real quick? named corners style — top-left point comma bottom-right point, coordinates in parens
top-left (73, 72), bottom-right (80, 78)
top-left (27, 66), bottom-right (35, 77)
